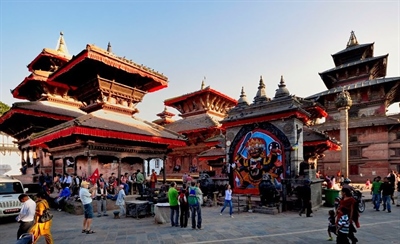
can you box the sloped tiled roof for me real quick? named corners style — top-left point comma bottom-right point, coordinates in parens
top-left (198, 147), bottom-right (225, 158)
top-left (165, 113), bottom-right (223, 133)
top-left (319, 54), bottom-right (388, 75)
top-left (313, 115), bottom-right (400, 131)
top-left (30, 110), bottom-right (186, 143)
top-left (306, 77), bottom-right (400, 99)
top-left (10, 101), bottom-right (85, 118)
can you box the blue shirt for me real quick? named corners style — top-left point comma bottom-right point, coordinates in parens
top-left (59, 187), bottom-right (71, 198)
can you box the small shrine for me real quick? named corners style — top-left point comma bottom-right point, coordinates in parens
top-left (221, 76), bottom-right (340, 208)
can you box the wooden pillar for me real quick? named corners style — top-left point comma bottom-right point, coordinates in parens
top-left (32, 148), bottom-right (37, 168)
top-left (87, 156), bottom-right (92, 177)
top-left (21, 149), bottom-right (25, 166)
top-left (62, 157), bottom-right (66, 175)
top-left (26, 148), bottom-right (30, 166)
top-left (142, 158), bottom-right (146, 176)
top-left (73, 156), bottom-right (78, 175)
top-left (117, 157), bottom-right (122, 184)
top-left (147, 158), bottom-right (151, 177)
top-left (52, 158), bottom-right (56, 178)
top-left (163, 156), bottom-right (167, 184)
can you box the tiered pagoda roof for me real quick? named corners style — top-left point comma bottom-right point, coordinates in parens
top-left (164, 81), bottom-right (237, 134)
top-left (152, 107), bottom-right (175, 126)
top-left (308, 31), bottom-right (400, 120)
top-left (319, 31), bottom-right (388, 89)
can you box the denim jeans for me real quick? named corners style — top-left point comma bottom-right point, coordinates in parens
top-left (190, 205), bottom-right (202, 228)
top-left (170, 205), bottom-right (179, 226)
top-left (220, 200), bottom-right (233, 215)
top-left (372, 193), bottom-right (381, 210)
top-left (382, 195), bottom-right (391, 211)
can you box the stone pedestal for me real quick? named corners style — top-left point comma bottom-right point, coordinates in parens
top-left (310, 179), bottom-right (324, 209)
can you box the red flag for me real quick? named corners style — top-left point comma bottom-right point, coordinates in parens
top-left (88, 168), bottom-right (99, 185)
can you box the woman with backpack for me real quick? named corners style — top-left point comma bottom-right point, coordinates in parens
top-left (178, 184), bottom-right (189, 228)
top-left (220, 184), bottom-right (233, 218)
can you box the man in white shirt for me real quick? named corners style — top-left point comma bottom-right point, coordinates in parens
top-left (16, 194), bottom-right (36, 239)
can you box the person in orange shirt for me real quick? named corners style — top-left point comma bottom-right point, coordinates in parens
top-left (150, 169), bottom-right (158, 189)
top-left (30, 192), bottom-right (53, 244)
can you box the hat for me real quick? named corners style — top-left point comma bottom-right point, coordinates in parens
top-left (119, 184), bottom-right (124, 189)
top-left (81, 181), bottom-right (90, 188)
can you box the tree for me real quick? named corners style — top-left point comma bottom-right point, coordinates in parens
top-left (0, 101), bottom-right (10, 116)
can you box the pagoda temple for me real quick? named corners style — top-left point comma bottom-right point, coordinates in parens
top-left (158, 80), bottom-right (237, 176)
top-left (0, 33), bottom-right (186, 183)
top-left (308, 31), bottom-right (400, 181)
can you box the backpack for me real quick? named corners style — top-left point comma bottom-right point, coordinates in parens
top-left (187, 187), bottom-right (198, 206)
top-left (178, 192), bottom-right (187, 205)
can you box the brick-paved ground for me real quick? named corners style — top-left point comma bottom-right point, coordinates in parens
top-left (2, 193), bottom-right (399, 244)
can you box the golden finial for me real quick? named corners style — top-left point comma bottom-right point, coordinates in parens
top-left (346, 31), bottom-right (359, 48)
top-left (201, 76), bottom-right (206, 89)
top-left (56, 31), bottom-right (69, 55)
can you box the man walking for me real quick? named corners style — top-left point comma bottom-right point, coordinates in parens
top-left (299, 179), bottom-right (312, 217)
top-left (16, 194), bottom-right (36, 239)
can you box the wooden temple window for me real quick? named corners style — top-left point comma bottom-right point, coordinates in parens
top-left (349, 148), bottom-right (361, 159)
top-left (349, 164), bottom-right (359, 175)
top-left (396, 131), bottom-right (400, 140)
top-left (393, 148), bottom-right (400, 157)
top-left (349, 135), bottom-right (358, 143)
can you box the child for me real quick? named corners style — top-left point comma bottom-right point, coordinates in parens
top-left (327, 210), bottom-right (336, 241)
top-left (336, 208), bottom-right (350, 244)
top-left (365, 178), bottom-right (371, 190)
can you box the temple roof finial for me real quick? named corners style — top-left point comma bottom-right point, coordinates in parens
top-left (254, 75), bottom-right (269, 103)
top-left (56, 31), bottom-right (69, 55)
top-left (107, 42), bottom-right (112, 53)
top-left (274, 75), bottom-right (290, 98)
top-left (201, 76), bottom-right (206, 89)
top-left (238, 86), bottom-right (249, 105)
top-left (346, 30), bottom-right (359, 48)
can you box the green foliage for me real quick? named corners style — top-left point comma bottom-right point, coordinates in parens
top-left (0, 101), bottom-right (10, 116)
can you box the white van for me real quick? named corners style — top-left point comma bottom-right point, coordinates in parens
top-left (0, 175), bottom-right (26, 218)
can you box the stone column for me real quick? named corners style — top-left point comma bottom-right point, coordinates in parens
top-left (335, 89), bottom-right (352, 178)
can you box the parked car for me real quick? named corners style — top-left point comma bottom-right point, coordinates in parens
top-left (0, 175), bottom-right (27, 218)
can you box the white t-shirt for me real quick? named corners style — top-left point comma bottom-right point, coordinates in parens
top-left (18, 198), bottom-right (36, 222)
top-left (79, 187), bottom-right (92, 205)
top-left (225, 189), bottom-right (232, 201)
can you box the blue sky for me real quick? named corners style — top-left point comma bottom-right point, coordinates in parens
top-left (1, 1), bottom-right (399, 122)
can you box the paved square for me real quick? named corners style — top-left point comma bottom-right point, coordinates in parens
top-left (3, 204), bottom-right (399, 243)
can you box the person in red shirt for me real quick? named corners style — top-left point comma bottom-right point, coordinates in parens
top-left (336, 187), bottom-right (359, 244)
top-left (150, 169), bottom-right (157, 189)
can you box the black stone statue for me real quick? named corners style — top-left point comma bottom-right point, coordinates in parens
top-left (198, 171), bottom-right (215, 200)
top-left (258, 174), bottom-right (279, 207)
